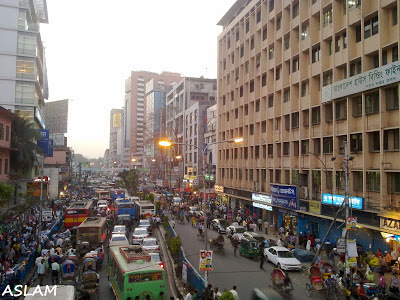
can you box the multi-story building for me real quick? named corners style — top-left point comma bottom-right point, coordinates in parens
top-left (217, 0), bottom-right (400, 252)
top-left (109, 108), bottom-right (124, 167)
top-left (0, 0), bottom-right (49, 129)
top-left (123, 71), bottom-right (181, 167)
top-left (204, 104), bottom-right (217, 182)
top-left (166, 77), bottom-right (217, 187)
top-left (0, 107), bottom-right (14, 182)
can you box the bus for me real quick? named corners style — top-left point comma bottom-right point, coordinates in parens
top-left (111, 189), bottom-right (126, 201)
top-left (134, 201), bottom-right (156, 219)
top-left (65, 201), bottom-right (94, 229)
top-left (115, 199), bottom-right (135, 217)
top-left (76, 217), bottom-right (107, 249)
top-left (94, 189), bottom-right (110, 200)
top-left (107, 245), bottom-right (166, 300)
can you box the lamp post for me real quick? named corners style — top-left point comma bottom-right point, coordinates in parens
top-left (159, 137), bottom-right (243, 286)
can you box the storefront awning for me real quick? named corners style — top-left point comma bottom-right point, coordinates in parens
top-left (378, 211), bottom-right (400, 219)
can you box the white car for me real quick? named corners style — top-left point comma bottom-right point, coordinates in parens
top-left (138, 219), bottom-right (152, 235)
top-left (109, 234), bottom-right (129, 247)
top-left (132, 227), bottom-right (149, 243)
top-left (264, 246), bottom-right (302, 271)
top-left (142, 237), bottom-right (160, 251)
top-left (226, 223), bottom-right (245, 241)
top-left (112, 225), bottom-right (127, 236)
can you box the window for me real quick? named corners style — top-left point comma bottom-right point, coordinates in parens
top-left (274, 117), bottom-right (280, 130)
top-left (268, 144), bottom-right (273, 157)
top-left (328, 39), bottom-right (333, 55)
top-left (235, 108), bottom-right (238, 119)
top-left (393, 6), bottom-right (398, 26)
top-left (4, 159), bottom-right (8, 175)
top-left (250, 80), bottom-right (254, 92)
top-left (311, 106), bottom-right (321, 125)
top-left (393, 46), bottom-right (398, 62)
top-left (255, 100), bottom-right (260, 112)
top-left (256, 55), bottom-right (261, 68)
top-left (336, 171), bottom-right (345, 190)
top-left (293, 141), bottom-right (299, 156)
top-left (386, 87), bottom-right (399, 110)
top-left (343, 32), bottom-right (347, 49)
top-left (269, 169), bottom-right (274, 183)
top-left (292, 170), bottom-right (299, 185)
top-left (323, 71), bottom-right (333, 86)
top-left (0, 124), bottom-right (3, 140)
top-left (263, 26), bottom-right (268, 40)
top-left (314, 138), bottom-right (321, 155)
top-left (269, 0), bottom-right (274, 12)
top-left (244, 147), bottom-right (248, 159)
top-left (335, 100), bottom-right (347, 120)
top-left (292, 112), bottom-right (299, 128)
top-left (356, 25), bottom-right (361, 43)
top-left (269, 46), bottom-right (274, 59)
top-left (325, 103), bottom-right (333, 122)
top-left (301, 140), bottom-right (309, 155)
top-left (5, 126), bottom-right (9, 141)
top-left (284, 36), bottom-right (290, 50)
top-left (292, 57), bottom-right (299, 73)
top-left (365, 92), bottom-right (379, 115)
top-left (335, 36), bottom-right (340, 53)
top-left (303, 109), bottom-right (309, 127)
top-left (323, 9), bottom-right (333, 27)
top-left (250, 36), bottom-right (254, 49)
top-left (382, 50), bottom-right (388, 66)
top-left (276, 67), bottom-right (281, 80)
top-left (255, 146), bottom-right (260, 158)
top-left (268, 95), bottom-right (274, 108)
top-left (283, 142), bottom-right (290, 156)
top-left (262, 73), bottom-right (267, 86)
top-left (244, 104), bottom-right (248, 115)
top-left (384, 129), bottom-right (400, 151)
top-left (246, 21), bottom-right (249, 33)
top-left (350, 61), bottom-right (361, 76)
top-left (240, 86), bottom-right (244, 97)
top-left (292, 3), bottom-right (299, 19)
top-left (352, 96), bottom-right (362, 117)
top-left (312, 46), bottom-right (321, 63)
top-left (349, 133), bottom-right (362, 153)
top-left (389, 173), bottom-right (400, 193)
top-left (312, 170), bottom-right (321, 188)
top-left (257, 11), bottom-right (261, 23)
top-left (240, 45), bottom-right (244, 57)
top-left (15, 81), bottom-right (35, 104)
top-left (373, 54), bottom-right (379, 68)
top-left (250, 124), bottom-right (254, 135)
top-left (301, 25), bottom-right (307, 40)
top-left (262, 121), bottom-right (266, 133)
top-left (364, 16), bottom-right (378, 39)
top-left (16, 58), bottom-right (35, 79)
top-left (17, 33), bottom-right (36, 55)
top-left (277, 16), bottom-right (281, 30)
top-left (283, 89), bottom-right (290, 103)
top-left (369, 131), bottom-right (380, 152)
top-left (284, 115), bottom-right (290, 130)
top-left (226, 113), bottom-right (229, 122)
top-left (353, 171), bottom-right (363, 190)
top-left (323, 137), bottom-right (333, 154)
top-left (275, 169), bottom-right (281, 183)
top-left (301, 82), bottom-right (307, 97)
top-left (326, 171), bottom-right (333, 190)
top-left (285, 170), bottom-right (290, 184)
top-left (366, 172), bottom-right (380, 191)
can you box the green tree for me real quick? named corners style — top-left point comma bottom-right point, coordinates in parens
top-left (0, 182), bottom-right (13, 207)
top-left (170, 235), bottom-right (182, 256)
top-left (118, 169), bottom-right (139, 196)
top-left (148, 192), bottom-right (154, 203)
top-left (10, 115), bottom-right (42, 178)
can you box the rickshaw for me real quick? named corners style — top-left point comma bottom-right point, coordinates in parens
top-left (270, 268), bottom-right (293, 298)
top-left (62, 259), bottom-right (76, 284)
top-left (320, 262), bottom-right (334, 279)
top-left (238, 236), bottom-right (259, 259)
top-left (77, 240), bottom-right (91, 257)
top-left (305, 266), bottom-right (325, 297)
top-left (209, 238), bottom-right (224, 254)
top-left (81, 268), bottom-right (99, 299)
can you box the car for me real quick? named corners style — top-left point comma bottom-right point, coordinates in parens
top-left (226, 223), bottom-right (245, 241)
top-left (109, 234), bottom-right (129, 247)
top-left (138, 219), bottom-right (152, 235)
top-left (112, 225), bottom-right (127, 236)
top-left (132, 227), bottom-right (149, 243)
top-left (243, 231), bottom-right (265, 244)
top-left (142, 237), bottom-right (160, 252)
top-left (149, 252), bottom-right (164, 269)
top-left (210, 218), bottom-right (227, 234)
top-left (97, 200), bottom-right (108, 210)
top-left (264, 246), bottom-right (302, 271)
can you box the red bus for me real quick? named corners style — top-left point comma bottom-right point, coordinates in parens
top-left (64, 200), bottom-right (93, 229)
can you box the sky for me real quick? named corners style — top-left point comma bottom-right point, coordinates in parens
top-left (40, 0), bottom-right (236, 159)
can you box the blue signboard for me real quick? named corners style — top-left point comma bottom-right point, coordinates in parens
top-left (253, 202), bottom-right (273, 211)
top-left (37, 129), bottom-right (53, 157)
top-left (252, 193), bottom-right (272, 203)
top-left (271, 184), bottom-right (298, 210)
top-left (322, 193), bottom-right (364, 210)
top-left (38, 129), bottom-right (49, 140)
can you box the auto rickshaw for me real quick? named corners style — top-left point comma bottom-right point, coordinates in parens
top-left (239, 236), bottom-right (259, 259)
top-left (62, 259), bottom-right (76, 284)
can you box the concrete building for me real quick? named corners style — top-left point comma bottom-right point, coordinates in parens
top-left (0, 107), bottom-right (14, 181)
top-left (166, 77), bottom-right (217, 187)
top-left (43, 99), bottom-right (68, 134)
top-left (204, 104), bottom-right (217, 181)
top-left (0, 0), bottom-right (49, 129)
top-left (109, 108), bottom-right (124, 167)
top-left (217, 0), bottom-right (400, 252)
top-left (123, 71), bottom-right (181, 167)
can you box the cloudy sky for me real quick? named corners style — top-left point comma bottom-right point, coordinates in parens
top-left (40, 0), bottom-right (236, 158)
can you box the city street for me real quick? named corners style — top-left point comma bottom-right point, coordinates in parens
top-left (169, 212), bottom-right (325, 299)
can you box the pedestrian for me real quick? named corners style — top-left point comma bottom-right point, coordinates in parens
top-left (170, 219), bottom-right (175, 229)
top-left (306, 239), bottom-right (311, 251)
top-left (264, 220), bottom-right (269, 235)
top-left (51, 260), bottom-right (60, 285)
top-left (37, 258), bottom-right (46, 285)
top-left (390, 271), bottom-right (399, 295)
top-left (184, 289), bottom-right (194, 300)
top-left (202, 284), bottom-right (213, 300)
top-left (279, 225), bottom-right (285, 237)
top-left (386, 251), bottom-right (392, 269)
top-left (257, 218), bottom-right (263, 232)
top-left (213, 287), bottom-right (222, 299)
top-left (259, 241), bottom-right (265, 269)
top-left (230, 286), bottom-right (239, 300)
top-left (232, 236), bottom-right (239, 257)
top-left (329, 249), bottom-right (335, 265)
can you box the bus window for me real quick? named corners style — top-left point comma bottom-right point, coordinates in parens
top-left (128, 272), bottom-right (163, 283)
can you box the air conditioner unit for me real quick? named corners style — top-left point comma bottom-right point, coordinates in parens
top-left (300, 186), bottom-right (308, 199)
top-left (254, 181), bottom-right (259, 192)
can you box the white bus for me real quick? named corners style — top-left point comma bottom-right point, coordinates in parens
top-left (94, 189), bottom-right (110, 200)
top-left (134, 201), bottom-right (156, 219)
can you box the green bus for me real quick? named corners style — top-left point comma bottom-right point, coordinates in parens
top-left (107, 245), bottom-right (166, 300)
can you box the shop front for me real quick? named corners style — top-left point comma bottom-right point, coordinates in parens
top-left (278, 208), bottom-right (299, 234)
top-left (271, 184), bottom-right (299, 235)
top-left (379, 211), bottom-right (400, 256)
top-left (252, 193), bottom-right (273, 222)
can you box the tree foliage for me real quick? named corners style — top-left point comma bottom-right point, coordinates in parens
top-left (170, 235), bottom-right (182, 256)
top-left (0, 182), bottom-right (13, 207)
top-left (118, 169), bottom-right (139, 196)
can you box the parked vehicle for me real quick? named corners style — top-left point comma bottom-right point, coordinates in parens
top-left (226, 223), bottom-right (245, 241)
top-left (210, 218), bottom-right (227, 234)
top-left (239, 236), bottom-right (259, 259)
top-left (264, 246), bottom-right (302, 271)
top-left (243, 231), bottom-right (265, 244)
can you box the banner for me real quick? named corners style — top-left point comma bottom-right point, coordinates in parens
top-left (346, 217), bottom-right (357, 231)
top-left (199, 250), bottom-right (213, 271)
top-left (271, 184), bottom-right (298, 210)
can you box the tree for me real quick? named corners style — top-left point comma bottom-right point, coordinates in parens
top-left (0, 182), bottom-right (13, 207)
top-left (10, 115), bottom-right (42, 178)
top-left (118, 169), bottom-right (139, 196)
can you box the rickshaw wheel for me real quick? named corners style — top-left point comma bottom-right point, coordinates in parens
top-left (305, 283), bottom-right (313, 297)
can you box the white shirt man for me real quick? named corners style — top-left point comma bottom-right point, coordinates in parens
top-left (230, 287), bottom-right (239, 300)
top-left (56, 237), bottom-right (63, 247)
top-left (49, 247), bottom-right (56, 256)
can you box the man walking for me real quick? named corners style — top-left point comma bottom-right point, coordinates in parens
top-left (259, 241), bottom-right (265, 269)
top-left (232, 236), bottom-right (239, 257)
top-left (264, 220), bottom-right (269, 235)
top-left (257, 218), bottom-right (263, 232)
top-left (51, 260), bottom-right (60, 285)
top-left (230, 286), bottom-right (239, 300)
top-left (37, 258), bottom-right (46, 285)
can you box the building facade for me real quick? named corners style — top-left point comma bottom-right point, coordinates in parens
top-left (0, 0), bottom-right (49, 129)
top-left (0, 107), bottom-right (14, 181)
top-left (109, 108), bottom-right (124, 167)
top-left (166, 77), bottom-right (217, 187)
top-left (204, 104), bottom-right (217, 182)
top-left (123, 71), bottom-right (181, 167)
top-left (217, 0), bottom-right (400, 252)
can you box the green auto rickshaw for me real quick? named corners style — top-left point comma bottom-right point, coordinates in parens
top-left (239, 236), bottom-right (259, 259)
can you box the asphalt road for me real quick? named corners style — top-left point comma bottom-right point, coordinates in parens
top-left (169, 212), bottom-right (326, 300)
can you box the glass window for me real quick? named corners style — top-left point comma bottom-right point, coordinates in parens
top-left (17, 33), bottom-right (36, 55)
top-left (16, 58), bottom-right (36, 79)
top-left (365, 92), bottom-right (379, 115)
top-left (0, 124), bottom-right (3, 140)
top-left (386, 87), bottom-right (399, 110)
top-left (15, 81), bottom-right (35, 104)
top-left (366, 172), bottom-right (380, 191)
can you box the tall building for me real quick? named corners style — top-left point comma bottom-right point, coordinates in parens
top-left (109, 108), bottom-right (124, 167)
top-left (166, 77), bottom-right (217, 187)
top-left (123, 71), bottom-right (181, 167)
top-left (0, 0), bottom-right (49, 128)
top-left (43, 99), bottom-right (68, 134)
top-left (217, 0), bottom-right (400, 251)
top-left (204, 104), bottom-right (217, 181)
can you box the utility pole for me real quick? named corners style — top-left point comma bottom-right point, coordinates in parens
top-left (344, 140), bottom-right (351, 281)
top-left (38, 155), bottom-right (44, 246)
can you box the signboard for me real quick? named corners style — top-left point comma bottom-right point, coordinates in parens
top-left (60, 166), bottom-right (68, 172)
top-left (336, 238), bottom-right (358, 257)
top-left (322, 61), bottom-right (400, 103)
top-left (184, 175), bottom-right (197, 181)
top-left (42, 210), bottom-right (52, 222)
top-left (252, 193), bottom-right (272, 203)
top-left (380, 217), bottom-right (400, 233)
top-left (322, 193), bottom-right (364, 210)
top-left (38, 129), bottom-right (49, 140)
top-left (37, 129), bottom-right (53, 157)
top-left (309, 200), bottom-right (321, 215)
top-left (271, 184), bottom-right (298, 210)
top-left (346, 217), bottom-right (357, 231)
top-left (199, 250), bottom-right (213, 271)
top-left (253, 202), bottom-right (272, 211)
top-left (214, 185), bottom-right (224, 193)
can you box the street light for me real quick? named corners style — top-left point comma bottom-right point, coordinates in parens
top-left (175, 155), bottom-right (182, 160)
top-left (131, 158), bottom-right (136, 162)
top-left (151, 159), bottom-right (156, 162)
top-left (159, 137), bottom-right (243, 286)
